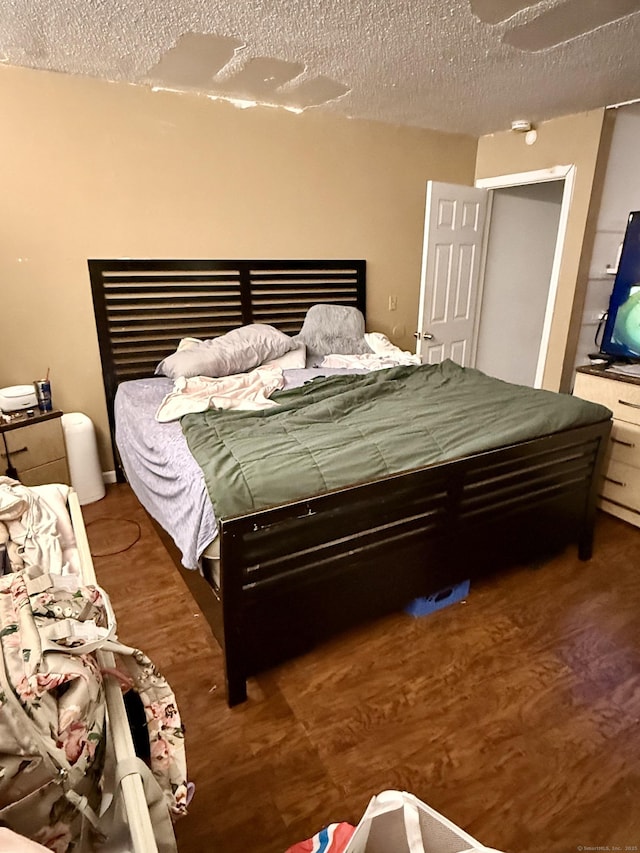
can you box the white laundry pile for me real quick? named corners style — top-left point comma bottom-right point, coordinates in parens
top-left (0, 477), bottom-right (80, 575)
top-left (155, 365), bottom-right (286, 422)
top-left (320, 332), bottom-right (421, 370)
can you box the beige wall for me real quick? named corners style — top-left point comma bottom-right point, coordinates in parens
top-left (0, 64), bottom-right (476, 471)
top-left (475, 109), bottom-right (607, 391)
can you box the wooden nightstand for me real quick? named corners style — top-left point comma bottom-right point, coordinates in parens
top-left (0, 409), bottom-right (70, 487)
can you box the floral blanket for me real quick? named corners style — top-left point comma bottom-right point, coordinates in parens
top-left (0, 566), bottom-right (190, 851)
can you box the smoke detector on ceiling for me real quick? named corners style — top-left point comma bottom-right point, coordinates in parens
top-left (510, 119), bottom-right (538, 145)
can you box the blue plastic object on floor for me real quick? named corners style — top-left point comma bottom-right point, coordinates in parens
top-left (405, 579), bottom-right (470, 618)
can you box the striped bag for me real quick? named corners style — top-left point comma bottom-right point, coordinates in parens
top-left (286, 822), bottom-right (356, 853)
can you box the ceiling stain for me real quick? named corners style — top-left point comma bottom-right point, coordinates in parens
top-left (470, 0), bottom-right (640, 51)
top-left (502, 0), bottom-right (640, 51)
top-left (469, 0), bottom-right (538, 25)
top-left (144, 33), bottom-right (244, 89)
top-left (144, 32), bottom-right (349, 111)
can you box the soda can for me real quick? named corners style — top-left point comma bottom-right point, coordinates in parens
top-left (34, 379), bottom-right (53, 412)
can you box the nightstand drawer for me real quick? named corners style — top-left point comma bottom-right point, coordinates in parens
top-left (19, 459), bottom-right (70, 488)
top-left (3, 418), bottom-right (66, 472)
top-left (607, 421), bottom-right (640, 467)
top-left (601, 459), bottom-right (640, 512)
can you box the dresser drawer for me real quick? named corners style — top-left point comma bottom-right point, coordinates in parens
top-left (612, 386), bottom-right (640, 426)
top-left (601, 459), bottom-right (640, 512)
top-left (573, 371), bottom-right (640, 425)
top-left (607, 420), bottom-right (640, 467)
top-left (3, 418), bottom-right (66, 473)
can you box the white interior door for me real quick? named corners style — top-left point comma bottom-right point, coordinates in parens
top-left (416, 182), bottom-right (488, 365)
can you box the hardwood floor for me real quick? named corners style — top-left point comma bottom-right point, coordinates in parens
top-left (82, 484), bottom-right (640, 853)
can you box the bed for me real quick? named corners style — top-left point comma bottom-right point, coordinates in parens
top-left (89, 259), bottom-right (612, 706)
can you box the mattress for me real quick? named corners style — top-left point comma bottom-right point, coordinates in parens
top-left (114, 367), bottom-right (368, 569)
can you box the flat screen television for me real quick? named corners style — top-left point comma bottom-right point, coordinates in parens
top-left (600, 210), bottom-right (640, 362)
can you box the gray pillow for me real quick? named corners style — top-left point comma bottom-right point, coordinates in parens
top-left (293, 304), bottom-right (372, 357)
top-left (155, 324), bottom-right (294, 379)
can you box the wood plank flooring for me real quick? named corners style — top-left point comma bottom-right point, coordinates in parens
top-left (82, 484), bottom-right (640, 853)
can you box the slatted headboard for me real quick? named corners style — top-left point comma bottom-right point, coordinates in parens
top-left (88, 259), bottom-right (366, 475)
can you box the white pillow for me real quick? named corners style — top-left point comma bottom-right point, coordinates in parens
top-left (155, 324), bottom-right (294, 379)
top-left (262, 342), bottom-right (307, 370)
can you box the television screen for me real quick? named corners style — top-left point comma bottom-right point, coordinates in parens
top-left (600, 210), bottom-right (640, 361)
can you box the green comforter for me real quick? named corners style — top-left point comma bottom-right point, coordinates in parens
top-left (181, 360), bottom-right (611, 520)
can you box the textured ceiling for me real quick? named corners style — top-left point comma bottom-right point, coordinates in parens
top-left (2, 0), bottom-right (640, 135)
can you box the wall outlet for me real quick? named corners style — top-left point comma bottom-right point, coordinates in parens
top-left (388, 295), bottom-right (398, 311)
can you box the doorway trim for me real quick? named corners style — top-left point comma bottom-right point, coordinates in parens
top-left (475, 164), bottom-right (576, 388)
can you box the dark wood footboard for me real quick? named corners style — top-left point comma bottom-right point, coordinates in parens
top-left (212, 419), bottom-right (610, 705)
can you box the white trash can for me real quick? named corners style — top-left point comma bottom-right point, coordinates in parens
top-left (61, 413), bottom-right (106, 505)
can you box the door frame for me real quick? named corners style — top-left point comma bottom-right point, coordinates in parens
top-left (475, 164), bottom-right (576, 388)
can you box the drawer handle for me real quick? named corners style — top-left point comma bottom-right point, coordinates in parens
top-left (605, 475), bottom-right (626, 488)
top-left (611, 437), bottom-right (636, 448)
top-left (618, 398), bottom-right (640, 410)
top-left (0, 446), bottom-right (28, 457)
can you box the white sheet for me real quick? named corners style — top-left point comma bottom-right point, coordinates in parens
top-left (155, 366), bottom-right (285, 422)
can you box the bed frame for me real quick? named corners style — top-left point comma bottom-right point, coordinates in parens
top-left (89, 259), bottom-right (612, 706)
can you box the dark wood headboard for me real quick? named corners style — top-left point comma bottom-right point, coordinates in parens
top-left (88, 259), bottom-right (366, 474)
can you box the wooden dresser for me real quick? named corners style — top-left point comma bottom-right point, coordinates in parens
top-left (574, 365), bottom-right (640, 528)
top-left (0, 410), bottom-right (70, 487)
